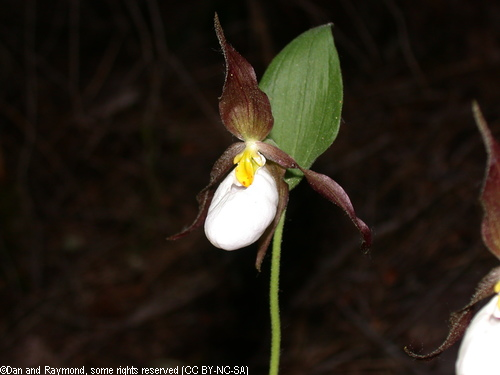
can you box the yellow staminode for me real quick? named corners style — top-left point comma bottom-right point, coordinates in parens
top-left (495, 280), bottom-right (500, 310)
top-left (233, 143), bottom-right (266, 187)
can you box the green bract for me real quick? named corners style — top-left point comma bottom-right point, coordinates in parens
top-left (260, 24), bottom-right (342, 189)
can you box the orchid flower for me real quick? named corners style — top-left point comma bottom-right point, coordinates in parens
top-left (169, 15), bottom-right (371, 270)
top-left (405, 103), bottom-right (500, 373)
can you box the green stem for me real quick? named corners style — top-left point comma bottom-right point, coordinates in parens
top-left (269, 210), bottom-right (286, 375)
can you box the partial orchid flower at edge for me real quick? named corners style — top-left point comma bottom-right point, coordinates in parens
top-left (405, 103), bottom-right (500, 370)
top-left (168, 14), bottom-right (371, 270)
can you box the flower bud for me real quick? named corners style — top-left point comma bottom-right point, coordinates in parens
top-left (204, 165), bottom-right (279, 251)
top-left (456, 292), bottom-right (500, 375)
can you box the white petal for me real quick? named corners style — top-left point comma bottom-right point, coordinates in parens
top-left (456, 294), bottom-right (500, 375)
top-left (204, 166), bottom-right (279, 250)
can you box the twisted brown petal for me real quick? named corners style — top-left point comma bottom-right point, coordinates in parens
top-left (168, 142), bottom-right (245, 240)
top-left (405, 266), bottom-right (500, 359)
top-left (257, 141), bottom-right (372, 250)
top-left (301, 169), bottom-right (372, 250)
top-left (215, 14), bottom-right (274, 141)
top-left (255, 163), bottom-right (289, 271)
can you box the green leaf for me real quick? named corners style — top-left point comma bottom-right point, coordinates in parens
top-left (259, 24), bottom-right (343, 189)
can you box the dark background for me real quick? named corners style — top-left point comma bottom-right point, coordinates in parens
top-left (1, 0), bottom-right (499, 373)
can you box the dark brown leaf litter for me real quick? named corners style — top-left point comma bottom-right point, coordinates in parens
top-left (0, 1), bottom-right (499, 373)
